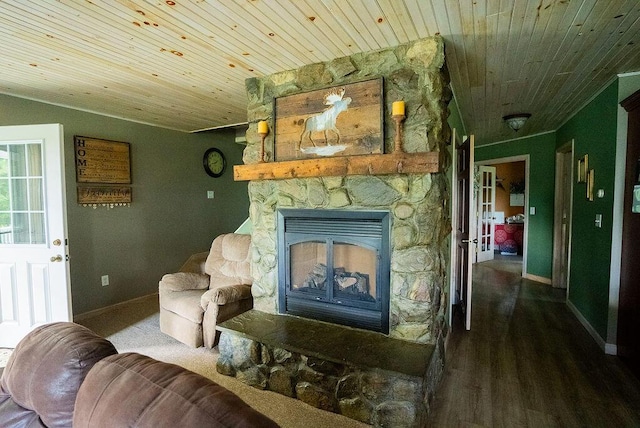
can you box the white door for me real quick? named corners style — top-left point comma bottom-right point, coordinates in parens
top-left (450, 130), bottom-right (475, 330)
top-left (0, 124), bottom-right (71, 347)
top-left (476, 166), bottom-right (496, 263)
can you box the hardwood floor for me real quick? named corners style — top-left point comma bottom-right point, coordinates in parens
top-left (428, 260), bottom-right (640, 427)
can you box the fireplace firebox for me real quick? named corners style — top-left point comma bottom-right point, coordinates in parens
top-left (277, 209), bottom-right (390, 333)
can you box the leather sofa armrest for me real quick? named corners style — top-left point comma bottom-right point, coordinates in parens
top-left (201, 284), bottom-right (252, 309)
top-left (159, 272), bottom-right (210, 292)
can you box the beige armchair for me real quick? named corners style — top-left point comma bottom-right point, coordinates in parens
top-left (159, 233), bottom-right (253, 348)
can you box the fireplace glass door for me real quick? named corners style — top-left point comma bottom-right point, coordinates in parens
top-left (289, 239), bottom-right (378, 306)
top-left (278, 209), bottom-right (390, 333)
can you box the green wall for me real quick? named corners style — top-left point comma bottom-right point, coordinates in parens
top-left (475, 132), bottom-right (556, 279)
top-left (0, 94), bottom-right (249, 315)
top-left (556, 81), bottom-right (619, 340)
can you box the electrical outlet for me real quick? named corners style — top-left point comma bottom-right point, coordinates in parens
top-left (101, 275), bottom-right (109, 286)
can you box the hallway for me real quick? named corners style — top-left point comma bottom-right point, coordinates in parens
top-left (428, 260), bottom-right (640, 426)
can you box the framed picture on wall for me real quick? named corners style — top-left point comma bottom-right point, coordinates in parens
top-left (577, 154), bottom-right (588, 183)
top-left (273, 78), bottom-right (384, 161)
top-left (587, 168), bottom-right (595, 201)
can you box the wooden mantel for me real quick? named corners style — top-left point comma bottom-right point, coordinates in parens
top-left (234, 151), bottom-right (440, 181)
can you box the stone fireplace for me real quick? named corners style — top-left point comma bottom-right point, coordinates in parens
top-left (245, 36), bottom-right (451, 346)
top-left (217, 36), bottom-right (452, 426)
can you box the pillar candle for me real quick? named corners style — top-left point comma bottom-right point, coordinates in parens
top-left (392, 101), bottom-right (405, 116)
top-left (258, 120), bottom-right (269, 134)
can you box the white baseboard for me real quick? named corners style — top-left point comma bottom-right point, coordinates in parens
top-left (73, 293), bottom-right (158, 322)
top-left (566, 299), bottom-right (614, 354)
top-left (524, 273), bottom-right (552, 285)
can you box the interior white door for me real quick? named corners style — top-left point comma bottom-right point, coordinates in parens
top-left (0, 124), bottom-right (71, 347)
top-left (476, 165), bottom-right (496, 263)
top-left (450, 130), bottom-right (475, 330)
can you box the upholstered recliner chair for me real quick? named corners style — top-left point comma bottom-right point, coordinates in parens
top-left (159, 233), bottom-right (253, 348)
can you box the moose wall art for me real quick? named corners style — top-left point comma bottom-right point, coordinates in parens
top-left (274, 78), bottom-right (383, 161)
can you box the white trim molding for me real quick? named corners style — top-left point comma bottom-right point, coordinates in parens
top-left (567, 299), bottom-right (616, 355)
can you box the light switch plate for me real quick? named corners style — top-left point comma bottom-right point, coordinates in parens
top-left (207, 190), bottom-right (215, 199)
top-left (529, 207), bottom-right (536, 215)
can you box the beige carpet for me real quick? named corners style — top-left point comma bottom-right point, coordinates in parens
top-left (76, 294), bottom-right (370, 428)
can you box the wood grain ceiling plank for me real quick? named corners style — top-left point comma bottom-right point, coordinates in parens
top-left (343, 0), bottom-right (398, 50)
top-left (231, 0), bottom-right (333, 63)
top-left (0, 24), bottom-right (246, 116)
top-left (530, 1), bottom-right (635, 116)
top-left (521, 0), bottom-right (592, 110)
top-left (469, 1), bottom-right (488, 90)
top-left (318, 0), bottom-right (378, 52)
top-left (113, 1), bottom-right (275, 76)
top-left (544, 4), bottom-right (640, 118)
top-left (3, 1), bottom-right (237, 96)
top-left (376, 0), bottom-right (418, 43)
top-left (185, 0), bottom-right (308, 70)
top-left (0, 1), bottom-right (254, 109)
top-left (288, 0), bottom-right (357, 57)
top-left (410, 0), bottom-right (441, 38)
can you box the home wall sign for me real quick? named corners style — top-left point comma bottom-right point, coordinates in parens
top-left (74, 136), bottom-right (131, 183)
top-left (74, 136), bottom-right (132, 207)
top-left (274, 78), bottom-right (383, 161)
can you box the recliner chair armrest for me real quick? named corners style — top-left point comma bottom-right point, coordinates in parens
top-left (159, 272), bottom-right (210, 292)
top-left (201, 284), bottom-right (252, 309)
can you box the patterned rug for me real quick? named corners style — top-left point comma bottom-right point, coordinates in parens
top-left (0, 348), bottom-right (13, 368)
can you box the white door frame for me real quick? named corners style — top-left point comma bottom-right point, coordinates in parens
top-left (475, 155), bottom-right (530, 276)
top-left (0, 124), bottom-right (71, 347)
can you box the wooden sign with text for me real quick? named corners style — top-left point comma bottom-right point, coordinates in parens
top-left (74, 136), bottom-right (131, 184)
top-left (77, 186), bottom-right (132, 204)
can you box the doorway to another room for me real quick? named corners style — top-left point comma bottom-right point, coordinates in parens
top-left (475, 156), bottom-right (528, 276)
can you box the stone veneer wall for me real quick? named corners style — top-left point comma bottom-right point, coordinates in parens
top-left (244, 36), bottom-right (451, 346)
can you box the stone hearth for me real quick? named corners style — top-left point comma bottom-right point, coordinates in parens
top-left (217, 310), bottom-right (443, 427)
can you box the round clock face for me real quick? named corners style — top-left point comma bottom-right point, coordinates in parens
top-left (203, 148), bottom-right (226, 177)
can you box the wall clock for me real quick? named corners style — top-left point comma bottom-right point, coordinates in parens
top-left (203, 147), bottom-right (226, 178)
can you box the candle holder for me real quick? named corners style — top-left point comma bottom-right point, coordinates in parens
top-left (392, 114), bottom-right (406, 153)
top-left (257, 120), bottom-right (269, 162)
top-left (259, 132), bottom-right (267, 162)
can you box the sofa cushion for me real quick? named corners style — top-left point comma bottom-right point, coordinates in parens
top-left (160, 288), bottom-right (206, 323)
top-left (0, 322), bottom-right (117, 428)
top-left (205, 233), bottom-right (252, 285)
top-left (74, 352), bottom-right (279, 428)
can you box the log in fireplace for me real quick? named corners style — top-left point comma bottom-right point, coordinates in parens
top-left (277, 208), bottom-right (390, 333)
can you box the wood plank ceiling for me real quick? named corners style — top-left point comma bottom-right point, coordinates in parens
top-left (1, 0), bottom-right (639, 145)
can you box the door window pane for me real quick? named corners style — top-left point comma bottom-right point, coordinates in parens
top-left (10, 145), bottom-right (26, 177)
top-left (0, 142), bottom-right (46, 245)
top-left (0, 145), bottom-right (8, 178)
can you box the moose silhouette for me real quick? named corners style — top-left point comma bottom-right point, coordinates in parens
top-left (298, 87), bottom-right (352, 150)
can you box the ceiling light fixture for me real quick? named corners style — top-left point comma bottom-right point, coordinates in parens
top-left (503, 113), bottom-right (531, 132)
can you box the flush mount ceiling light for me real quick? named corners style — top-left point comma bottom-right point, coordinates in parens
top-left (503, 113), bottom-right (531, 132)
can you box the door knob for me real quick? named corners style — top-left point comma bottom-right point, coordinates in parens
top-left (53, 239), bottom-right (62, 246)
top-left (50, 255), bottom-right (63, 262)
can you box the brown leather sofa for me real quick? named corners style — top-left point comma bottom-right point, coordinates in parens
top-left (159, 233), bottom-right (254, 348)
top-left (0, 322), bottom-right (279, 428)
